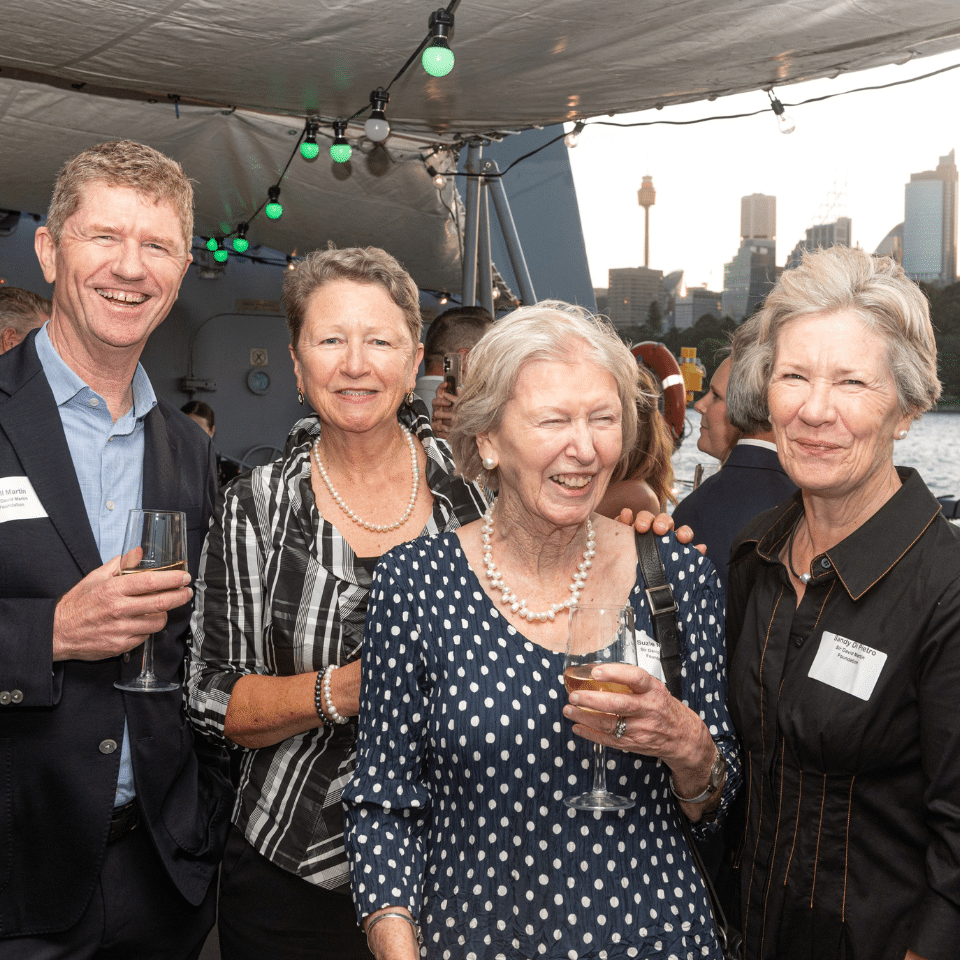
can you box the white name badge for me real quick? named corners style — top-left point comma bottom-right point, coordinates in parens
top-left (808, 630), bottom-right (887, 701)
top-left (635, 629), bottom-right (666, 682)
top-left (0, 476), bottom-right (49, 524)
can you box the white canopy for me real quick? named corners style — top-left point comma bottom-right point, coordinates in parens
top-left (2, 0), bottom-right (959, 290)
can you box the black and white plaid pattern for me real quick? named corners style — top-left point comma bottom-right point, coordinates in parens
top-left (186, 408), bottom-right (488, 890)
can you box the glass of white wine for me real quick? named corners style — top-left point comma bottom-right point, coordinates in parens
top-left (114, 509), bottom-right (186, 693)
top-left (563, 603), bottom-right (637, 811)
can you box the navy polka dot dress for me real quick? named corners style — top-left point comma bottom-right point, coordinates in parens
top-left (344, 531), bottom-right (740, 960)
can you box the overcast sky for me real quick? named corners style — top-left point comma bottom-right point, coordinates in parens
top-left (567, 49), bottom-right (960, 292)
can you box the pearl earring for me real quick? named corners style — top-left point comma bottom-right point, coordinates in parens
top-left (898, 430), bottom-right (908, 440)
top-left (298, 390), bottom-right (304, 405)
top-left (482, 457), bottom-right (497, 470)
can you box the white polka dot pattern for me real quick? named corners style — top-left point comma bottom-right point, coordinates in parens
top-left (343, 532), bottom-right (740, 959)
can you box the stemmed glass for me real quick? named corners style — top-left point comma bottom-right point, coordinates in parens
top-left (114, 509), bottom-right (186, 693)
top-left (563, 604), bottom-right (637, 811)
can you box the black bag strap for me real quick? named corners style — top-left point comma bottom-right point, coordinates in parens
top-left (636, 529), bottom-right (682, 699)
top-left (634, 529), bottom-right (743, 960)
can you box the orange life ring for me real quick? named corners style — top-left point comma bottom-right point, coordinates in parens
top-left (631, 341), bottom-right (686, 446)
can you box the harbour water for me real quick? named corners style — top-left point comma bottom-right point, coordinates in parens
top-left (672, 409), bottom-right (960, 506)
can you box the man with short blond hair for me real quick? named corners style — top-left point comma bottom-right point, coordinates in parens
top-left (0, 140), bottom-right (229, 959)
top-left (0, 286), bottom-right (51, 353)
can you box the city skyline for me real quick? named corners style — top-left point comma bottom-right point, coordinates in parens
top-left (568, 50), bottom-right (960, 293)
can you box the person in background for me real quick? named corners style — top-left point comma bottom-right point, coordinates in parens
top-left (0, 140), bottom-right (231, 958)
top-left (186, 246), bottom-right (490, 960)
top-left (344, 301), bottom-right (739, 960)
top-left (181, 399), bottom-right (241, 487)
top-left (692, 353), bottom-right (741, 463)
top-left (725, 246), bottom-right (960, 960)
top-left (598, 363), bottom-right (678, 517)
top-left (672, 319), bottom-right (796, 592)
top-left (417, 304), bottom-right (494, 438)
top-left (0, 285), bottom-right (51, 353)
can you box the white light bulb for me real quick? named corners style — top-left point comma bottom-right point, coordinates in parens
top-left (777, 112), bottom-right (796, 135)
top-left (364, 114), bottom-right (390, 143)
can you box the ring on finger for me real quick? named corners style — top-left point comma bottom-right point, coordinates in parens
top-left (614, 716), bottom-right (627, 739)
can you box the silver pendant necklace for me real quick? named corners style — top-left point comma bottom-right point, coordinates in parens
top-left (786, 515), bottom-right (812, 585)
top-left (311, 426), bottom-right (420, 532)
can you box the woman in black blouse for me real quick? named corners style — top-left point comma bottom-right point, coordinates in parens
top-left (723, 246), bottom-right (960, 960)
top-left (186, 247), bottom-right (488, 960)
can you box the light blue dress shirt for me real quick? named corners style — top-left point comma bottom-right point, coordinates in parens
top-left (35, 322), bottom-right (157, 806)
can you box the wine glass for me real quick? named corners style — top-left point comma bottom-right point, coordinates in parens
top-left (563, 603), bottom-right (638, 811)
top-left (114, 509), bottom-right (186, 693)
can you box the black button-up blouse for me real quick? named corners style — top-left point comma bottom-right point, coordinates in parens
top-left (725, 468), bottom-right (960, 960)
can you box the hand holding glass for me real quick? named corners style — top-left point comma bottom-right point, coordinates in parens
top-left (563, 604), bottom-right (637, 810)
top-left (114, 509), bottom-right (186, 693)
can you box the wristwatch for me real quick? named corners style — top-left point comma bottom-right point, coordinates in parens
top-left (669, 749), bottom-right (726, 804)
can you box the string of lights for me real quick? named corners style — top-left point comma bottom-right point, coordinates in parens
top-left (441, 58), bottom-right (960, 183)
top-left (200, 41), bottom-right (960, 275)
top-left (200, 0), bottom-right (462, 260)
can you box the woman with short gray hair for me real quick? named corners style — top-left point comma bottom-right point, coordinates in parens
top-left (345, 301), bottom-right (739, 960)
top-left (724, 246), bottom-right (960, 960)
top-left (187, 246), bottom-right (488, 960)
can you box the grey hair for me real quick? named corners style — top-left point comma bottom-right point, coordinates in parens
top-left (725, 315), bottom-right (768, 433)
top-left (449, 300), bottom-right (649, 491)
top-left (730, 246), bottom-right (940, 423)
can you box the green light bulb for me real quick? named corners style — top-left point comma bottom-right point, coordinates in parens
top-left (205, 237), bottom-right (218, 252)
top-left (213, 248), bottom-right (229, 263)
top-left (330, 141), bottom-right (352, 163)
top-left (300, 139), bottom-right (320, 160)
top-left (422, 41), bottom-right (454, 78)
top-left (233, 236), bottom-right (249, 253)
top-left (265, 201), bottom-right (283, 220)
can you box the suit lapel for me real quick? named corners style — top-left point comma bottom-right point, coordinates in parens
top-left (0, 342), bottom-right (102, 576)
top-left (143, 403), bottom-right (179, 509)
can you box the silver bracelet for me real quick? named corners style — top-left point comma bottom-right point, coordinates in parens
top-left (323, 663), bottom-right (348, 725)
top-left (365, 911), bottom-right (423, 946)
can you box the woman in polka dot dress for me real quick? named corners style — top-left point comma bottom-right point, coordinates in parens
top-left (344, 302), bottom-right (741, 960)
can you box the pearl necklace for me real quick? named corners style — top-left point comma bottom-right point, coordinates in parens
top-left (481, 504), bottom-right (596, 622)
top-left (311, 427), bottom-right (420, 532)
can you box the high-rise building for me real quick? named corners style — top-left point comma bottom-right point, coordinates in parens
top-left (723, 194), bottom-right (777, 319)
top-left (674, 287), bottom-right (723, 330)
top-left (874, 223), bottom-right (903, 263)
top-left (786, 216), bottom-right (853, 270)
top-left (606, 267), bottom-right (664, 328)
top-left (741, 194), bottom-right (776, 240)
top-left (903, 150), bottom-right (958, 287)
top-left (722, 240), bottom-right (777, 320)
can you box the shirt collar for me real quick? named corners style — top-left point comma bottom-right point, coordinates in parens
top-left (34, 321), bottom-right (157, 419)
top-left (749, 468), bottom-right (942, 601)
top-left (736, 438), bottom-right (778, 452)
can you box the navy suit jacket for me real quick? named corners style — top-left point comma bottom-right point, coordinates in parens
top-left (672, 442), bottom-right (797, 594)
top-left (0, 330), bottom-right (231, 938)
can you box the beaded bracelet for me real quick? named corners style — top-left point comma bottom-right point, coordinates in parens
top-left (365, 911), bottom-right (422, 946)
top-left (323, 663), bottom-right (349, 725)
top-left (314, 667), bottom-right (333, 725)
